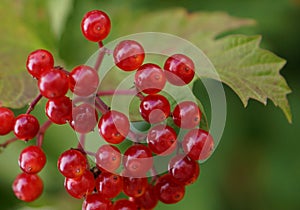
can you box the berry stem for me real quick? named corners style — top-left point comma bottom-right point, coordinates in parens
top-left (95, 97), bottom-right (110, 114)
top-left (26, 94), bottom-right (43, 114)
top-left (36, 120), bottom-right (52, 147)
top-left (94, 44), bottom-right (106, 71)
top-left (77, 134), bottom-right (86, 151)
top-left (0, 137), bottom-right (18, 148)
top-left (150, 166), bottom-right (159, 184)
top-left (97, 88), bottom-right (138, 97)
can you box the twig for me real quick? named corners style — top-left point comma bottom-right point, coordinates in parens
top-left (26, 94), bottom-right (43, 114)
top-left (0, 137), bottom-right (18, 148)
top-left (37, 120), bottom-right (52, 147)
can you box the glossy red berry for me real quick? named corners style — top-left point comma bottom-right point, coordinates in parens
top-left (57, 149), bottom-right (87, 178)
top-left (0, 107), bottom-right (15, 135)
top-left (70, 103), bottom-right (98, 133)
top-left (123, 144), bottom-right (153, 177)
top-left (38, 68), bottom-right (69, 99)
top-left (14, 114), bottom-right (39, 140)
top-left (123, 176), bottom-right (148, 198)
top-left (164, 54), bottom-right (195, 86)
top-left (182, 129), bottom-right (214, 161)
top-left (26, 49), bottom-right (54, 79)
top-left (69, 65), bottom-right (99, 96)
top-left (113, 199), bottom-right (137, 210)
top-left (81, 10), bottom-right (111, 42)
top-left (147, 124), bottom-right (177, 155)
top-left (133, 185), bottom-right (159, 210)
top-left (96, 144), bottom-right (121, 172)
top-left (12, 173), bottom-right (43, 202)
top-left (113, 40), bottom-right (145, 71)
top-left (172, 101), bottom-right (201, 129)
top-left (155, 173), bottom-right (185, 204)
top-left (98, 110), bottom-right (130, 144)
top-left (82, 193), bottom-right (113, 210)
top-left (18, 145), bottom-right (46, 174)
top-left (46, 96), bottom-right (72, 124)
top-left (64, 169), bottom-right (95, 199)
top-left (95, 172), bottom-right (123, 199)
top-left (168, 154), bottom-right (200, 185)
top-left (135, 63), bottom-right (166, 94)
top-left (139, 94), bottom-right (170, 124)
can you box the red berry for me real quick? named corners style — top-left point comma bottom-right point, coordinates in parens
top-left (64, 169), bottom-right (95, 199)
top-left (168, 154), bottom-right (200, 185)
top-left (14, 114), bottom-right (39, 140)
top-left (147, 124), bottom-right (177, 155)
top-left (57, 149), bottom-right (87, 178)
top-left (45, 96), bottom-right (72, 124)
top-left (26, 49), bottom-right (54, 79)
top-left (123, 176), bottom-right (148, 198)
top-left (98, 110), bottom-right (130, 144)
top-left (113, 40), bottom-right (145, 71)
top-left (70, 103), bottom-right (98, 133)
top-left (113, 199), bottom-right (137, 210)
top-left (0, 107), bottom-right (15, 135)
top-left (12, 173), bottom-right (43, 202)
top-left (69, 65), bottom-right (99, 96)
top-left (18, 145), bottom-right (46, 174)
top-left (96, 144), bottom-right (121, 172)
top-left (139, 94), bottom-right (170, 124)
top-left (81, 10), bottom-right (111, 42)
top-left (82, 193), bottom-right (113, 210)
top-left (155, 173), bottom-right (185, 204)
top-left (95, 172), bottom-right (123, 199)
top-left (164, 54), bottom-right (195, 86)
top-left (38, 68), bottom-right (69, 99)
top-left (172, 101), bottom-right (201, 129)
top-left (123, 144), bottom-right (153, 177)
top-left (133, 185), bottom-right (159, 210)
top-left (182, 129), bottom-right (214, 161)
top-left (135, 63), bottom-right (166, 94)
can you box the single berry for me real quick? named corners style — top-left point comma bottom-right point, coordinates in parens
top-left (123, 176), bottom-right (148, 198)
top-left (69, 65), bottom-right (99, 96)
top-left (57, 149), bottom-right (87, 178)
top-left (147, 124), bottom-right (177, 155)
top-left (113, 40), bottom-right (145, 71)
top-left (96, 144), bottom-right (121, 172)
top-left (164, 54), bottom-right (195, 86)
top-left (182, 129), bottom-right (214, 161)
top-left (172, 101), bottom-right (201, 129)
top-left (168, 154), bottom-right (200, 185)
top-left (155, 173), bottom-right (185, 204)
top-left (81, 10), bottom-right (111, 42)
top-left (38, 68), bottom-right (69, 99)
top-left (64, 169), bottom-right (95, 199)
top-left (0, 107), bottom-right (15, 135)
top-left (14, 114), bottom-right (39, 140)
top-left (98, 110), bottom-right (130, 144)
top-left (18, 145), bottom-right (46, 174)
top-left (134, 63), bottom-right (166, 94)
top-left (133, 185), bottom-right (159, 210)
top-left (123, 144), bottom-right (153, 177)
top-left (70, 103), bottom-right (98, 133)
top-left (82, 193), bottom-right (113, 210)
top-left (26, 49), bottom-right (54, 79)
top-left (12, 173), bottom-right (43, 202)
top-left (46, 96), bottom-right (72, 124)
top-left (139, 94), bottom-right (170, 124)
top-left (95, 172), bottom-right (123, 199)
top-left (113, 199), bottom-right (137, 210)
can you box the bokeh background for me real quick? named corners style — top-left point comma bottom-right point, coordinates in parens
top-left (0, 0), bottom-right (299, 209)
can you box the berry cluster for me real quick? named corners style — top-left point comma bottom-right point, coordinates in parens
top-left (0, 9), bottom-right (215, 209)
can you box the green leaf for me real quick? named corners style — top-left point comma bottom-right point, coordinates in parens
top-left (0, 0), bottom-right (54, 109)
top-left (106, 8), bottom-right (292, 123)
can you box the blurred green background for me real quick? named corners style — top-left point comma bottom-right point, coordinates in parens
top-left (1, 0), bottom-right (299, 209)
